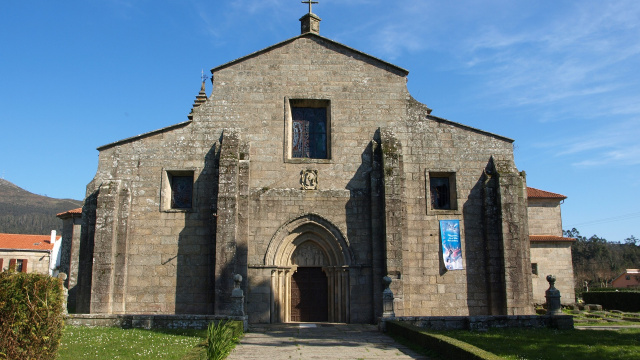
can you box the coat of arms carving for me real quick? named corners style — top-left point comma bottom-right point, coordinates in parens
top-left (300, 169), bottom-right (318, 190)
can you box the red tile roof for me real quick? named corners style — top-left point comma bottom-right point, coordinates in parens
top-left (57, 207), bottom-right (82, 217)
top-left (527, 187), bottom-right (567, 200)
top-left (0, 233), bottom-right (59, 251)
top-left (529, 235), bottom-right (575, 242)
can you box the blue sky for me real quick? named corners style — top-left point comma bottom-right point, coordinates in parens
top-left (1, 0), bottom-right (638, 242)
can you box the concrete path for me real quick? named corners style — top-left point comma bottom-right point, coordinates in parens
top-left (575, 324), bottom-right (640, 330)
top-left (227, 323), bottom-right (430, 360)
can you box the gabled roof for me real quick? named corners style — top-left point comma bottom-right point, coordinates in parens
top-left (0, 233), bottom-right (59, 251)
top-left (527, 187), bottom-right (567, 200)
top-left (529, 235), bottom-right (575, 242)
top-left (211, 32), bottom-right (409, 77)
top-left (97, 120), bottom-right (192, 151)
top-left (426, 114), bottom-right (514, 143)
top-left (57, 207), bottom-right (82, 218)
top-left (612, 269), bottom-right (640, 283)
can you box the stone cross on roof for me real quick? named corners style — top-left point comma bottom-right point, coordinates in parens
top-left (302, 0), bottom-right (318, 14)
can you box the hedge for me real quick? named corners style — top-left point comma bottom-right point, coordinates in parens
top-left (385, 320), bottom-right (502, 360)
top-left (0, 271), bottom-right (65, 360)
top-left (582, 291), bottom-right (640, 312)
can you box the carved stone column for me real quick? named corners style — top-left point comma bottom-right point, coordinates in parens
top-left (382, 276), bottom-right (395, 318)
top-left (231, 274), bottom-right (244, 316)
top-left (545, 275), bottom-right (562, 316)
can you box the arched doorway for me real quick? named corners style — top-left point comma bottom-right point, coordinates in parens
top-left (264, 214), bottom-right (352, 323)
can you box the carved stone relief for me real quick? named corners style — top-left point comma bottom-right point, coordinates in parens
top-left (300, 169), bottom-right (318, 190)
top-left (291, 241), bottom-right (327, 266)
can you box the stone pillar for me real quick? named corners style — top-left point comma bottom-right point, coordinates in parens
top-left (231, 274), bottom-right (244, 316)
top-left (382, 276), bottom-right (395, 318)
top-left (89, 180), bottom-right (131, 314)
top-left (76, 191), bottom-right (98, 314)
top-left (215, 129), bottom-right (249, 315)
top-left (380, 128), bottom-right (406, 315)
top-left (58, 272), bottom-right (69, 315)
top-left (57, 210), bottom-right (82, 313)
top-left (545, 275), bottom-right (562, 316)
top-left (370, 139), bottom-right (384, 319)
top-left (482, 157), bottom-right (533, 315)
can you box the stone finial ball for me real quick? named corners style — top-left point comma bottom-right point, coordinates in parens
top-left (234, 274), bottom-right (242, 282)
top-left (546, 274), bottom-right (556, 283)
top-left (382, 276), bottom-right (392, 287)
top-left (57, 273), bottom-right (68, 281)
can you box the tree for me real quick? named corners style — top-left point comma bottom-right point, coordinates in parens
top-left (625, 235), bottom-right (638, 246)
top-left (566, 228), bottom-right (640, 291)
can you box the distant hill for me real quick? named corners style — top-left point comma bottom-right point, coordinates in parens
top-left (0, 179), bottom-right (83, 235)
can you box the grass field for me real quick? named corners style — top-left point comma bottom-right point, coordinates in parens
top-left (440, 327), bottom-right (640, 360)
top-left (58, 326), bottom-right (207, 360)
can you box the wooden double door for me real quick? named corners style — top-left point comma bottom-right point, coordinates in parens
top-left (290, 267), bottom-right (328, 322)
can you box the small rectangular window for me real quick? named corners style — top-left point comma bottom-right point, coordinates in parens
top-left (9, 259), bottom-right (27, 273)
top-left (170, 175), bottom-right (193, 209)
top-left (292, 107), bottom-right (327, 159)
top-left (427, 172), bottom-right (457, 212)
top-left (430, 177), bottom-right (451, 209)
top-left (162, 170), bottom-right (195, 211)
top-left (286, 99), bottom-right (331, 162)
top-left (531, 263), bottom-right (538, 276)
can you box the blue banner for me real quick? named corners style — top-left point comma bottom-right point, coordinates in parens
top-left (440, 220), bottom-right (463, 270)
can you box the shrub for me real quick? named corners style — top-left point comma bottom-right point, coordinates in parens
top-left (206, 320), bottom-right (242, 360)
top-left (0, 271), bottom-right (65, 360)
top-left (386, 320), bottom-right (502, 360)
top-left (583, 291), bottom-right (640, 312)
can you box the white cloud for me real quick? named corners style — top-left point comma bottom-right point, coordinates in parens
top-left (573, 146), bottom-right (640, 167)
top-left (538, 118), bottom-right (640, 167)
top-left (460, 1), bottom-right (640, 114)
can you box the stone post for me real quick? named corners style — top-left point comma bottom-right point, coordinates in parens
top-left (545, 275), bottom-right (562, 316)
top-left (58, 272), bottom-right (69, 315)
top-left (231, 274), bottom-right (244, 316)
top-left (382, 276), bottom-right (395, 318)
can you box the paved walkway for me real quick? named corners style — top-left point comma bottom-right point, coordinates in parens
top-left (575, 324), bottom-right (640, 330)
top-left (227, 323), bottom-right (430, 360)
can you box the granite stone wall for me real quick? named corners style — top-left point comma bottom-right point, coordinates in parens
top-left (76, 33), bottom-right (533, 322)
top-left (530, 242), bottom-right (576, 304)
top-left (528, 199), bottom-right (563, 236)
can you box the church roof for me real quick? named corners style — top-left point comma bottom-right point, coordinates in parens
top-left (211, 32), bottom-right (409, 77)
top-left (529, 235), bottom-right (575, 242)
top-left (57, 207), bottom-right (82, 218)
top-left (97, 120), bottom-right (192, 151)
top-left (527, 187), bottom-right (567, 200)
top-left (0, 233), bottom-right (58, 251)
top-left (426, 114), bottom-right (514, 143)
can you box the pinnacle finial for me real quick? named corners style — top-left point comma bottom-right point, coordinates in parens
top-left (300, 1), bottom-right (321, 34)
top-left (200, 69), bottom-right (207, 91)
top-left (190, 70), bottom-right (209, 117)
top-left (302, 0), bottom-right (318, 14)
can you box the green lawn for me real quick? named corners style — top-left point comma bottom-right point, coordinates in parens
top-left (58, 326), bottom-right (207, 360)
top-left (440, 328), bottom-right (640, 360)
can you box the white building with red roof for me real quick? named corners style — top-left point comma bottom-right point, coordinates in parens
top-left (0, 231), bottom-right (62, 275)
top-left (527, 187), bottom-right (576, 304)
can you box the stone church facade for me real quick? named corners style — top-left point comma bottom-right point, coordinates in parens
top-left (72, 11), bottom-right (533, 324)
